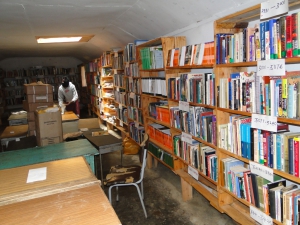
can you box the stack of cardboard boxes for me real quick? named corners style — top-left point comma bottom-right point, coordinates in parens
top-left (23, 83), bottom-right (63, 146)
top-left (23, 83), bottom-right (54, 136)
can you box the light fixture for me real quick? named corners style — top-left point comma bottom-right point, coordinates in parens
top-left (36, 35), bottom-right (94, 44)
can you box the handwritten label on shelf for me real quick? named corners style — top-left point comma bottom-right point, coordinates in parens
top-left (251, 114), bottom-right (277, 132)
top-left (188, 165), bottom-right (199, 180)
top-left (181, 132), bottom-right (193, 144)
top-left (114, 52), bottom-right (118, 57)
top-left (250, 205), bottom-right (273, 225)
top-left (120, 120), bottom-right (123, 127)
top-left (257, 59), bottom-right (285, 76)
top-left (250, 161), bottom-right (274, 182)
top-left (98, 85), bottom-right (101, 89)
top-left (130, 92), bottom-right (135, 98)
top-left (260, 0), bottom-right (288, 20)
top-left (113, 69), bottom-right (117, 74)
top-left (179, 101), bottom-right (189, 112)
top-left (117, 87), bottom-right (120, 91)
top-left (119, 104), bottom-right (122, 110)
top-left (135, 121), bottom-right (139, 128)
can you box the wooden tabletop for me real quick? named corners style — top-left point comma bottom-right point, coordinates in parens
top-left (61, 111), bottom-right (79, 122)
top-left (0, 156), bottom-right (99, 206)
top-left (0, 183), bottom-right (121, 225)
top-left (0, 124), bottom-right (28, 139)
top-left (82, 129), bottom-right (122, 148)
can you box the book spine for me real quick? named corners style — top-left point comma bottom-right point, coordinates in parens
top-left (294, 137), bottom-right (299, 177)
top-left (286, 15), bottom-right (293, 58)
top-left (292, 13), bottom-right (299, 57)
top-left (260, 22), bottom-right (266, 60)
top-left (280, 16), bottom-right (287, 58)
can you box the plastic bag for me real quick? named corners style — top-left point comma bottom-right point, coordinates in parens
top-left (123, 137), bottom-right (140, 155)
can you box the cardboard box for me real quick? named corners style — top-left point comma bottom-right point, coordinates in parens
top-left (78, 118), bottom-right (100, 129)
top-left (26, 93), bottom-right (53, 103)
top-left (27, 111), bottom-right (35, 121)
top-left (24, 83), bottom-right (53, 95)
top-left (62, 111), bottom-right (79, 135)
top-left (23, 100), bottom-right (53, 112)
top-left (28, 121), bottom-right (35, 131)
top-left (35, 108), bottom-right (63, 147)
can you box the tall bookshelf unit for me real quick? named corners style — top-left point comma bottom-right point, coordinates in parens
top-left (214, 1), bottom-right (300, 224)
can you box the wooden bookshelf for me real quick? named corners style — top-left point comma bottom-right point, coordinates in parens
top-left (213, 1), bottom-right (300, 224)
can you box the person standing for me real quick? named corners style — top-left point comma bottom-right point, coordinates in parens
top-left (58, 76), bottom-right (80, 117)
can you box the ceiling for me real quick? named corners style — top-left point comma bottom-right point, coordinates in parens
top-left (0, 0), bottom-right (261, 63)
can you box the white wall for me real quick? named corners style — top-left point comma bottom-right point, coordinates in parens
top-left (0, 57), bottom-right (83, 70)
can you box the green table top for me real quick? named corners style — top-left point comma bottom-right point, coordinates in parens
top-left (0, 139), bottom-right (99, 170)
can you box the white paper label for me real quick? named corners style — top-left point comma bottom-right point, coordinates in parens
top-left (117, 87), bottom-right (120, 91)
top-left (119, 104), bottom-right (122, 110)
top-left (250, 205), bottom-right (273, 225)
top-left (260, 0), bottom-right (288, 20)
top-left (250, 161), bottom-right (274, 182)
top-left (114, 52), bottom-right (118, 57)
top-left (27, 167), bottom-right (47, 183)
top-left (135, 121), bottom-right (139, 128)
top-left (120, 120), bottom-right (123, 127)
top-left (257, 59), bottom-right (285, 76)
top-left (129, 77), bottom-right (133, 83)
top-left (98, 85), bottom-right (101, 89)
top-left (114, 69), bottom-right (117, 74)
top-left (251, 114), bottom-right (278, 132)
top-left (130, 92), bottom-right (135, 98)
top-left (181, 132), bottom-right (193, 144)
top-left (188, 165), bottom-right (199, 180)
top-left (179, 101), bottom-right (189, 112)
top-left (36, 96), bottom-right (47, 100)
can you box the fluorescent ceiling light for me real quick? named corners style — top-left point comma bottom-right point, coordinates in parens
top-left (37, 37), bottom-right (82, 43)
top-left (36, 35), bottom-right (94, 44)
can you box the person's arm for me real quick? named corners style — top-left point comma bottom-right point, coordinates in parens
top-left (71, 84), bottom-right (78, 102)
top-left (58, 86), bottom-right (64, 107)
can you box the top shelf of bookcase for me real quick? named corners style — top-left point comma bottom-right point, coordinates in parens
top-left (215, 0), bottom-right (300, 28)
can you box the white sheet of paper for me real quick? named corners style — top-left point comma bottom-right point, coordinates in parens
top-left (26, 167), bottom-right (47, 183)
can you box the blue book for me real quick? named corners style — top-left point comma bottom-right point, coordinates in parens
top-left (269, 19), bottom-right (275, 59)
top-left (260, 22), bottom-right (266, 60)
top-left (244, 123), bottom-right (252, 160)
top-left (276, 133), bottom-right (282, 170)
top-left (288, 137), bottom-right (294, 175)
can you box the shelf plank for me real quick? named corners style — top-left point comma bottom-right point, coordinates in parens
top-left (149, 137), bottom-right (173, 155)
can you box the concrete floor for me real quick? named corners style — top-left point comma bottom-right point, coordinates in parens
top-left (99, 151), bottom-right (237, 225)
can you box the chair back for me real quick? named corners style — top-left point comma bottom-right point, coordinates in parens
top-left (137, 133), bottom-right (149, 183)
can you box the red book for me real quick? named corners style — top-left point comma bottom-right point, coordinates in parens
top-left (291, 13), bottom-right (298, 57)
top-left (243, 171), bottom-right (251, 202)
top-left (286, 15), bottom-right (292, 58)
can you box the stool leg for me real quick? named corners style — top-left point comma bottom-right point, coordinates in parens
top-left (116, 186), bottom-right (119, 201)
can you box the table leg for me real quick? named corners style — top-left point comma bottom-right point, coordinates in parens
top-left (99, 150), bottom-right (104, 189)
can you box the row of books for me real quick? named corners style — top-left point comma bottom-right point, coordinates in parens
top-left (218, 117), bottom-right (300, 177)
top-left (86, 73), bottom-right (100, 85)
top-left (173, 136), bottom-right (217, 181)
top-left (4, 89), bottom-right (24, 96)
top-left (168, 73), bottom-right (215, 106)
top-left (2, 67), bottom-right (78, 78)
top-left (90, 85), bottom-right (101, 98)
top-left (166, 42), bottom-right (215, 67)
top-left (114, 89), bottom-right (126, 105)
top-left (127, 106), bottom-right (143, 124)
top-left (216, 11), bottom-right (300, 64)
top-left (128, 94), bottom-right (141, 108)
top-left (139, 46), bottom-right (163, 69)
top-left (5, 97), bottom-right (23, 106)
top-left (99, 51), bottom-right (113, 67)
top-left (116, 107), bottom-right (128, 124)
top-left (218, 70), bottom-right (300, 119)
top-left (126, 78), bottom-right (141, 94)
top-left (147, 123), bottom-right (172, 150)
top-left (128, 122), bottom-right (145, 144)
top-left (148, 101), bottom-right (169, 124)
top-left (148, 142), bottom-right (174, 168)
top-left (124, 62), bottom-right (139, 77)
top-left (170, 106), bottom-right (217, 145)
top-left (141, 77), bottom-right (167, 97)
top-left (124, 40), bottom-right (148, 62)
top-left (112, 54), bottom-right (124, 70)
top-left (221, 157), bottom-right (300, 223)
top-left (113, 73), bottom-right (126, 87)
